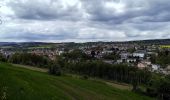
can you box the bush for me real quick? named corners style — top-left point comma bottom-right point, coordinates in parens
top-left (49, 63), bottom-right (61, 76)
top-left (0, 53), bottom-right (7, 62)
top-left (82, 75), bottom-right (89, 80)
top-left (9, 53), bottom-right (50, 68)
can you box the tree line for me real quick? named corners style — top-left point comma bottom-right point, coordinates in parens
top-left (150, 50), bottom-right (170, 67)
top-left (64, 60), bottom-right (151, 90)
top-left (146, 74), bottom-right (170, 100)
top-left (0, 53), bottom-right (7, 62)
top-left (6, 53), bottom-right (50, 68)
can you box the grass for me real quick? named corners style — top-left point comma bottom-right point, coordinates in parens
top-left (12, 64), bottom-right (48, 72)
top-left (68, 74), bottom-right (132, 90)
top-left (0, 46), bottom-right (14, 49)
top-left (0, 63), bottom-right (154, 100)
top-left (160, 45), bottom-right (170, 48)
top-left (28, 45), bottom-right (54, 49)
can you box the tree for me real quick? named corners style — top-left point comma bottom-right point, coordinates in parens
top-left (130, 71), bottom-right (139, 91)
top-left (91, 51), bottom-right (95, 58)
top-left (128, 47), bottom-right (136, 53)
top-left (157, 78), bottom-right (170, 100)
top-left (62, 49), bottom-right (91, 61)
top-left (146, 74), bottom-right (170, 100)
top-left (155, 51), bottom-right (170, 67)
top-left (0, 53), bottom-right (7, 62)
top-left (65, 60), bottom-right (151, 86)
top-left (9, 53), bottom-right (50, 68)
top-left (150, 54), bottom-right (156, 64)
top-left (49, 62), bottom-right (61, 76)
top-left (102, 52), bottom-right (120, 60)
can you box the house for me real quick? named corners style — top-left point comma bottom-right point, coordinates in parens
top-left (147, 52), bottom-right (158, 56)
top-left (57, 51), bottom-right (64, 55)
top-left (117, 59), bottom-right (123, 64)
top-left (120, 52), bottom-right (132, 59)
top-left (102, 50), bottom-right (113, 54)
top-left (137, 62), bottom-right (148, 69)
top-left (133, 50), bottom-right (146, 59)
top-left (103, 60), bottom-right (114, 64)
top-left (150, 64), bottom-right (160, 72)
top-left (137, 60), bottom-right (151, 69)
top-left (142, 60), bottom-right (151, 65)
top-left (127, 58), bottom-right (136, 63)
top-left (165, 65), bottom-right (170, 74)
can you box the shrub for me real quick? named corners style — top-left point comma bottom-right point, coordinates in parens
top-left (49, 63), bottom-right (61, 76)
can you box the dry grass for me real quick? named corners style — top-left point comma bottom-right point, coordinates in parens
top-left (12, 64), bottom-right (48, 73)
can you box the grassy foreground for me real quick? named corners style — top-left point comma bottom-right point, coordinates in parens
top-left (0, 63), bottom-right (154, 100)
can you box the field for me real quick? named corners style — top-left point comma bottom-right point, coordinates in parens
top-left (160, 45), bottom-right (170, 48)
top-left (28, 44), bottom-right (55, 49)
top-left (0, 46), bottom-right (14, 49)
top-left (0, 63), bottom-right (154, 100)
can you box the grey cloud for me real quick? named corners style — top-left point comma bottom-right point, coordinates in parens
top-left (8, 0), bottom-right (82, 20)
top-left (81, 0), bottom-right (170, 24)
top-left (1, 31), bottom-right (78, 41)
top-left (0, 0), bottom-right (170, 42)
top-left (7, 0), bottom-right (170, 24)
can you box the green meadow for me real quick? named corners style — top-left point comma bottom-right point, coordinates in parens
top-left (0, 63), bottom-right (154, 100)
top-left (160, 45), bottom-right (170, 48)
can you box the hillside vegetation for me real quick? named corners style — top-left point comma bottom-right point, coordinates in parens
top-left (0, 63), bottom-right (153, 100)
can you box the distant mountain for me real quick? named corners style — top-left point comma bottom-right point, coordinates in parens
top-left (0, 42), bottom-right (17, 46)
top-left (0, 39), bottom-right (170, 47)
top-left (127, 39), bottom-right (170, 45)
top-left (0, 42), bottom-right (49, 47)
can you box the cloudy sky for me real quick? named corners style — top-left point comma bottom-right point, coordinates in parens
top-left (0, 0), bottom-right (170, 42)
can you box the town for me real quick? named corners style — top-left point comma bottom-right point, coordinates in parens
top-left (0, 39), bottom-right (170, 75)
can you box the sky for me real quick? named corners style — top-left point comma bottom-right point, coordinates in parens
top-left (0, 0), bottom-right (170, 42)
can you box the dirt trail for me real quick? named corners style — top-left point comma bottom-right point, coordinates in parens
top-left (12, 64), bottom-right (48, 73)
top-left (105, 81), bottom-right (132, 90)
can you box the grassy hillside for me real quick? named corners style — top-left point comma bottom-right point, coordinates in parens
top-left (0, 63), bottom-right (154, 100)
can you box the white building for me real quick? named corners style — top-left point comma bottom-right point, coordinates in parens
top-left (151, 64), bottom-right (160, 71)
top-left (102, 50), bottom-right (113, 54)
top-left (56, 50), bottom-right (64, 55)
top-left (133, 50), bottom-right (146, 58)
top-left (120, 53), bottom-right (132, 59)
top-left (117, 59), bottom-right (123, 64)
top-left (133, 53), bottom-right (145, 58)
top-left (127, 59), bottom-right (136, 63)
top-left (166, 65), bottom-right (170, 74)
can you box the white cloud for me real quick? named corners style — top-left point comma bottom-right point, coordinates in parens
top-left (0, 0), bottom-right (170, 42)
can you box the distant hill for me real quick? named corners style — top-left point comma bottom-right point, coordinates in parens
top-left (0, 42), bottom-right (17, 46)
top-left (0, 39), bottom-right (170, 48)
top-left (127, 39), bottom-right (170, 45)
